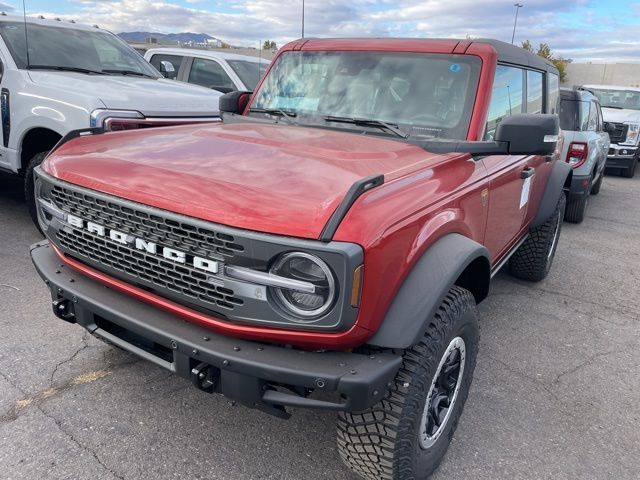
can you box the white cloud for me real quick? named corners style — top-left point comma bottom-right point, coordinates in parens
top-left (32, 0), bottom-right (640, 61)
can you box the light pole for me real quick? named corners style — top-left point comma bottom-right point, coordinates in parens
top-left (301, 0), bottom-right (305, 38)
top-left (511, 3), bottom-right (523, 44)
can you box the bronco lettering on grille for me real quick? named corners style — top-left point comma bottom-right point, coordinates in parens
top-left (66, 213), bottom-right (219, 274)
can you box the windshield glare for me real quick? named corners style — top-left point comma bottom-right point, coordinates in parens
top-left (589, 88), bottom-right (640, 111)
top-left (250, 51), bottom-right (481, 140)
top-left (0, 22), bottom-right (160, 78)
top-left (228, 59), bottom-right (268, 91)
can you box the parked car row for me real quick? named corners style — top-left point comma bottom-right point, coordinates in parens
top-left (2, 14), bottom-right (637, 480)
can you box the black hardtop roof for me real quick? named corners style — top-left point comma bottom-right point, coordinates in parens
top-left (560, 87), bottom-right (597, 101)
top-left (474, 39), bottom-right (559, 74)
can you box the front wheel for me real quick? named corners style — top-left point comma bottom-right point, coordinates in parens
top-left (509, 192), bottom-right (565, 282)
top-left (337, 286), bottom-right (479, 480)
top-left (24, 151), bottom-right (49, 234)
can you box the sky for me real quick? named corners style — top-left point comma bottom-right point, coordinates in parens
top-left (1, 0), bottom-right (639, 62)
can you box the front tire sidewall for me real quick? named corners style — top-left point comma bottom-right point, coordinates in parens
top-left (24, 151), bottom-right (48, 234)
top-left (405, 310), bottom-right (478, 477)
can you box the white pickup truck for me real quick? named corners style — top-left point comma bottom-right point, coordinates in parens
top-left (581, 84), bottom-right (640, 178)
top-left (0, 14), bottom-right (220, 224)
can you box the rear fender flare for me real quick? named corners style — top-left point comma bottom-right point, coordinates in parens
top-left (367, 233), bottom-right (490, 349)
top-left (531, 161), bottom-right (572, 228)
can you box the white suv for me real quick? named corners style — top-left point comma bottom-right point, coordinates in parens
top-left (0, 15), bottom-right (221, 225)
top-left (145, 48), bottom-right (269, 93)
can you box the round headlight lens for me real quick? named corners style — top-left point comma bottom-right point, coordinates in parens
top-left (269, 252), bottom-right (336, 321)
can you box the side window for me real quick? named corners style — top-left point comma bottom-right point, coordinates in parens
top-left (485, 65), bottom-right (524, 140)
top-left (586, 101), bottom-right (598, 131)
top-left (148, 54), bottom-right (183, 73)
top-left (547, 73), bottom-right (560, 114)
top-left (188, 58), bottom-right (235, 91)
top-left (595, 102), bottom-right (604, 131)
top-left (526, 70), bottom-right (543, 114)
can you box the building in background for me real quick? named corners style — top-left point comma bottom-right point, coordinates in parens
top-left (564, 63), bottom-right (640, 88)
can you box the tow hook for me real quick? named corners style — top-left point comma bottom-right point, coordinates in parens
top-left (190, 362), bottom-right (219, 393)
top-left (52, 298), bottom-right (76, 323)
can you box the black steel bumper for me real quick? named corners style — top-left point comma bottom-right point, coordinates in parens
top-left (606, 147), bottom-right (637, 170)
top-left (30, 242), bottom-right (401, 416)
top-left (568, 174), bottom-right (591, 199)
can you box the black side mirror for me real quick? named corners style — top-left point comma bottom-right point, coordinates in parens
top-left (495, 114), bottom-right (559, 155)
top-left (603, 122), bottom-right (616, 134)
top-left (219, 90), bottom-right (253, 116)
top-left (211, 85), bottom-right (235, 94)
top-left (159, 60), bottom-right (176, 79)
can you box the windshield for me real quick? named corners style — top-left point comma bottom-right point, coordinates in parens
top-left (588, 88), bottom-right (640, 111)
top-left (0, 22), bottom-right (160, 78)
top-left (228, 59), bottom-right (268, 91)
top-left (250, 51), bottom-right (481, 140)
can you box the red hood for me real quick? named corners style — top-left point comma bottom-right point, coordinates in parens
top-left (44, 122), bottom-right (436, 239)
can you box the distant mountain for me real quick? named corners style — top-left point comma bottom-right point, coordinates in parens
top-left (118, 32), bottom-right (215, 44)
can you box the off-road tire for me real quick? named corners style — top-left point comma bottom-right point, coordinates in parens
top-left (621, 158), bottom-right (637, 178)
top-left (590, 172), bottom-right (603, 195)
top-left (509, 192), bottom-right (566, 281)
top-left (564, 176), bottom-right (590, 223)
top-left (337, 286), bottom-right (479, 480)
top-left (24, 151), bottom-right (49, 234)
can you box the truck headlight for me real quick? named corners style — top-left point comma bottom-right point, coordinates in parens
top-left (269, 252), bottom-right (336, 321)
top-left (90, 109), bottom-right (145, 131)
top-left (623, 122), bottom-right (640, 145)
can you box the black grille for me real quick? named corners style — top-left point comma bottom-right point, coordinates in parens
top-left (50, 185), bottom-right (244, 311)
top-left (608, 122), bottom-right (628, 144)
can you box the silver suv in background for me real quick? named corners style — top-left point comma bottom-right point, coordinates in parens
top-left (145, 48), bottom-right (270, 93)
top-left (580, 84), bottom-right (640, 178)
top-left (559, 88), bottom-right (610, 223)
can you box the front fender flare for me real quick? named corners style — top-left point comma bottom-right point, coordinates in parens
top-left (368, 233), bottom-right (490, 349)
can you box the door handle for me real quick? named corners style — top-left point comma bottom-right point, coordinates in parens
top-left (521, 167), bottom-right (535, 179)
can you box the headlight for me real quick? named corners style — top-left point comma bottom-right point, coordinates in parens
top-left (269, 252), bottom-right (336, 321)
top-left (90, 109), bottom-right (144, 131)
top-left (623, 122), bottom-right (640, 145)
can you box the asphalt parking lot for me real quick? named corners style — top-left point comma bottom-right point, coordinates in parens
top-left (1, 170), bottom-right (639, 480)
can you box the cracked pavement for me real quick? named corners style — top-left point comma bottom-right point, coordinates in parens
top-left (1, 170), bottom-right (639, 479)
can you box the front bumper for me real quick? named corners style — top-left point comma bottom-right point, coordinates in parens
top-left (607, 145), bottom-right (638, 170)
top-left (31, 242), bottom-right (401, 416)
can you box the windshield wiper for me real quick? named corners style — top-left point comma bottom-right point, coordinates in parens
top-left (101, 69), bottom-right (154, 78)
top-left (28, 65), bottom-right (107, 75)
top-left (248, 107), bottom-right (297, 124)
top-left (323, 115), bottom-right (409, 139)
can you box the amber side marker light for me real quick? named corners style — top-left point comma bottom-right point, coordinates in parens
top-left (351, 265), bottom-right (364, 307)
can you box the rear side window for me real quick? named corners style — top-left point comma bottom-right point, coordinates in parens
top-left (188, 58), bottom-right (235, 91)
top-left (587, 101), bottom-right (598, 131)
top-left (547, 73), bottom-right (560, 114)
top-left (148, 54), bottom-right (183, 73)
top-left (526, 70), bottom-right (543, 114)
top-left (559, 99), bottom-right (590, 131)
top-left (485, 65), bottom-right (524, 139)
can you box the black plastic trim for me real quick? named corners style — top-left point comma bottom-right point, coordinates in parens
top-left (531, 161), bottom-right (572, 228)
top-left (46, 127), bottom-right (104, 158)
top-left (1, 88), bottom-right (10, 148)
top-left (319, 174), bottom-right (384, 241)
top-left (30, 242), bottom-right (401, 414)
top-left (368, 233), bottom-right (490, 349)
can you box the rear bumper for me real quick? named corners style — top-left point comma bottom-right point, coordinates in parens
top-left (30, 241), bottom-right (401, 416)
top-left (568, 174), bottom-right (592, 199)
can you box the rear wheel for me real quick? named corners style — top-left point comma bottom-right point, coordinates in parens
top-left (509, 192), bottom-right (565, 282)
top-left (24, 151), bottom-right (49, 234)
top-left (590, 172), bottom-right (603, 195)
top-left (564, 176), bottom-right (590, 223)
top-left (337, 286), bottom-right (479, 480)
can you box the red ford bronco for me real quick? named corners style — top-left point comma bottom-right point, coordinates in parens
top-left (31, 38), bottom-right (570, 479)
